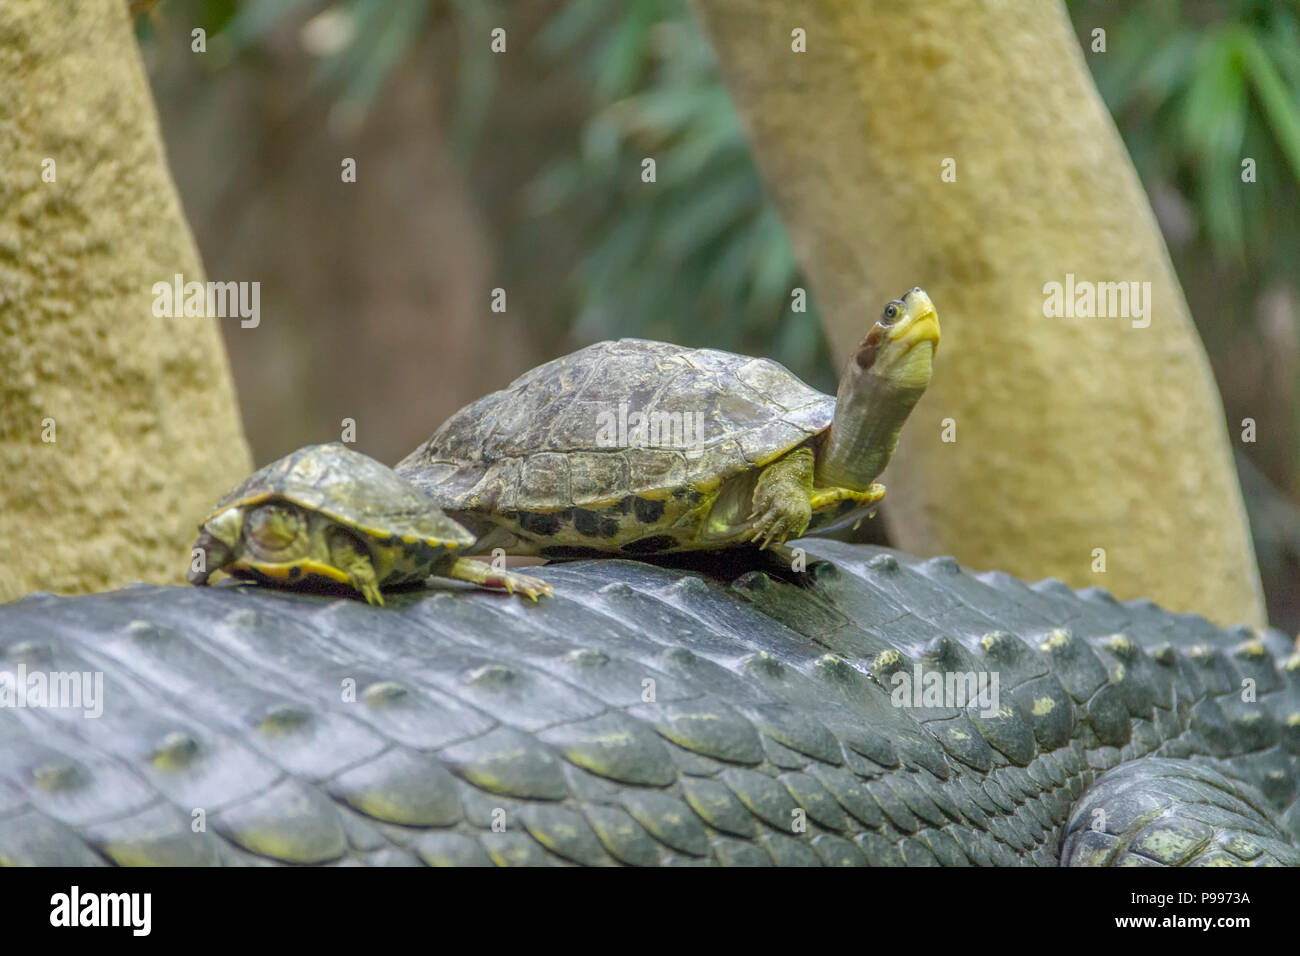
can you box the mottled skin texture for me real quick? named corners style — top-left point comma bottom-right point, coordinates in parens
top-left (2, 542), bottom-right (1295, 866)
top-left (396, 291), bottom-right (937, 559)
top-left (188, 444), bottom-right (550, 605)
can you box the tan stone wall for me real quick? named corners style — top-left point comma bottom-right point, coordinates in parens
top-left (692, 0), bottom-right (1265, 627)
top-left (0, 0), bottom-right (251, 600)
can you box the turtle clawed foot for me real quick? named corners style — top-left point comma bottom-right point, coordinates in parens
top-left (348, 573), bottom-right (385, 607)
top-left (746, 505), bottom-right (809, 551)
top-left (748, 471), bottom-right (812, 550)
top-left (501, 570), bottom-right (553, 601)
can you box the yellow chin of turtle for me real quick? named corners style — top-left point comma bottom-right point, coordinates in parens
top-left (889, 309), bottom-right (940, 352)
top-left (888, 338), bottom-right (936, 391)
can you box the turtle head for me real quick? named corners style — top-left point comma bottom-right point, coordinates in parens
top-left (187, 501), bottom-right (311, 585)
top-left (187, 506), bottom-right (242, 585)
top-left (815, 287), bottom-right (940, 490)
top-left (854, 287), bottom-right (940, 389)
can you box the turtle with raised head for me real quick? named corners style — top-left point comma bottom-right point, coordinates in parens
top-left (396, 288), bottom-right (939, 560)
top-left (187, 443), bottom-right (551, 605)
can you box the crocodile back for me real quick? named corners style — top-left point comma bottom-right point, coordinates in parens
top-left (0, 542), bottom-right (1295, 866)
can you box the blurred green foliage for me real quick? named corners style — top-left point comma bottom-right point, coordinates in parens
top-left (149, 0), bottom-right (834, 389)
top-left (1072, 0), bottom-right (1300, 279)
top-left (521, 0), bottom-right (833, 389)
top-left (141, 0), bottom-right (1300, 393)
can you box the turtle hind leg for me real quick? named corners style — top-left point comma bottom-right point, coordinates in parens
top-left (1060, 758), bottom-right (1300, 866)
top-left (746, 447), bottom-right (815, 549)
top-left (442, 556), bottom-right (553, 601)
top-left (328, 532), bottom-right (385, 607)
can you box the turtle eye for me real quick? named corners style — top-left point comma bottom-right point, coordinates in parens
top-left (246, 503), bottom-right (303, 552)
top-left (880, 302), bottom-right (900, 325)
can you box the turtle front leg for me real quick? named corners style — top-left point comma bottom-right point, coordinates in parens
top-left (442, 556), bottom-right (553, 601)
top-left (747, 447), bottom-right (814, 549)
top-left (329, 533), bottom-right (385, 607)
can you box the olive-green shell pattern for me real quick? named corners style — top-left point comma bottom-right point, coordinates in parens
top-left (397, 339), bottom-right (834, 513)
top-left (210, 443), bottom-right (475, 548)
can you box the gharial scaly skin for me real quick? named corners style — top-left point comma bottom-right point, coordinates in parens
top-left (0, 541), bottom-right (1297, 866)
top-left (396, 339), bottom-right (846, 553)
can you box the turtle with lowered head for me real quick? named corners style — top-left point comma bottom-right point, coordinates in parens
top-left (396, 288), bottom-right (940, 561)
top-left (187, 443), bottom-right (551, 605)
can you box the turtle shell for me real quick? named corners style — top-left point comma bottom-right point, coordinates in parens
top-left (397, 339), bottom-right (834, 513)
top-left (212, 443), bottom-right (474, 547)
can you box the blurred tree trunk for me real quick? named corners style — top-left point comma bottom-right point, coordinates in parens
top-left (0, 0), bottom-right (251, 600)
top-left (691, 0), bottom-right (1265, 627)
top-left (145, 6), bottom-right (557, 470)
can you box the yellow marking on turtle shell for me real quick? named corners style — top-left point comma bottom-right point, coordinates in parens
top-left (691, 474), bottom-right (723, 494)
top-left (202, 489), bottom-right (279, 521)
top-left (1286, 712), bottom-right (1300, 727)
top-left (1032, 697), bottom-right (1056, 716)
top-left (634, 488), bottom-right (677, 502)
top-left (630, 474), bottom-right (723, 502)
top-left (233, 558), bottom-right (349, 585)
top-left (228, 490), bottom-right (279, 507)
top-left (341, 525), bottom-right (427, 543)
top-left (394, 532), bottom-right (458, 548)
top-left (574, 495), bottom-right (627, 511)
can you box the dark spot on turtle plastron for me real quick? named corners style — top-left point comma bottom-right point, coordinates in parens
top-left (517, 510), bottom-right (567, 536)
top-left (573, 508), bottom-right (621, 538)
top-left (622, 535), bottom-right (677, 554)
top-left (289, 566), bottom-right (302, 580)
top-left (633, 496), bottom-right (665, 524)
